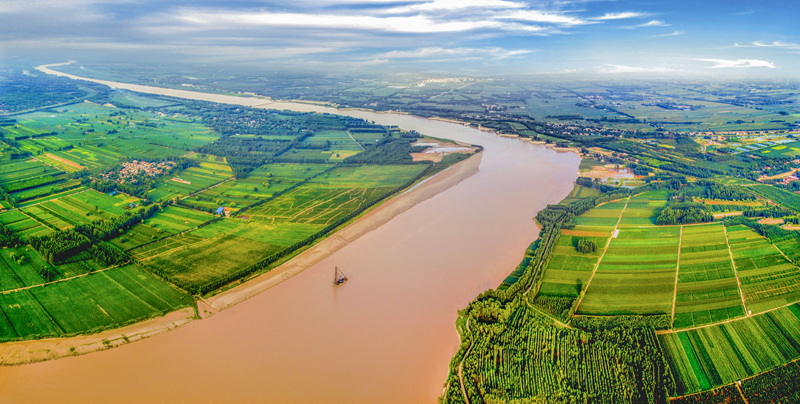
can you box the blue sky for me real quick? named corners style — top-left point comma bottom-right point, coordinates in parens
top-left (2, 0), bottom-right (798, 77)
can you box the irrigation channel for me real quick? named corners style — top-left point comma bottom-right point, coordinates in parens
top-left (0, 65), bottom-right (580, 404)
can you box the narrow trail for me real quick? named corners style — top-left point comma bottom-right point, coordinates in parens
top-left (722, 223), bottom-right (750, 316)
top-left (655, 299), bottom-right (800, 335)
top-left (0, 263), bottom-right (120, 295)
top-left (347, 131), bottom-right (366, 151)
top-left (457, 318), bottom-right (473, 404)
top-left (670, 225), bottom-right (684, 328)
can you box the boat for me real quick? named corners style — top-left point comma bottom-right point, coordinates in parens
top-left (333, 266), bottom-right (348, 286)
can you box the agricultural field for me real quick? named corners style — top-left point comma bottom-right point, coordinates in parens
top-left (537, 232), bottom-right (609, 297)
top-left (558, 184), bottom-right (601, 206)
top-left (0, 209), bottom-right (53, 240)
top-left (183, 163), bottom-right (331, 210)
top-left (673, 223), bottom-right (745, 329)
top-left (0, 264), bottom-right (193, 341)
top-left (577, 226), bottom-right (680, 315)
top-left (726, 225), bottom-right (800, 314)
top-left (2, 102), bottom-right (218, 171)
top-left (148, 156), bottom-right (233, 202)
top-left (136, 164), bottom-right (429, 293)
top-left (618, 189), bottom-right (669, 227)
top-left (660, 304), bottom-right (800, 395)
top-left (572, 198), bottom-right (627, 227)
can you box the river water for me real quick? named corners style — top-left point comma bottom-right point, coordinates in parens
top-left (0, 68), bottom-right (580, 404)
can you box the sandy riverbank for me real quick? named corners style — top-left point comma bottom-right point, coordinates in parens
top-left (0, 308), bottom-right (195, 366)
top-left (0, 151), bottom-right (481, 365)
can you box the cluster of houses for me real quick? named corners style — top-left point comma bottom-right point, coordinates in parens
top-left (101, 160), bottom-right (176, 184)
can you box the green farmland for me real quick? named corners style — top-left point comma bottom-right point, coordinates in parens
top-left (661, 304), bottom-right (800, 395)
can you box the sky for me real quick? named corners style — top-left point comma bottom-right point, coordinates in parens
top-left (1, 0), bottom-right (799, 77)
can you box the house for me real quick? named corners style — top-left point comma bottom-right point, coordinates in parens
top-left (216, 207), bottom-right (224, 215)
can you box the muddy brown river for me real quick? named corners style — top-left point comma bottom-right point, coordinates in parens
top-left (0, 66), bottom-right (580, 403)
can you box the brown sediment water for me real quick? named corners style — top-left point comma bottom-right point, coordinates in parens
top-left (0, 65), bottom-right (580, 404)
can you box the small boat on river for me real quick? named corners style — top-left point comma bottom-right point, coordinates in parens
top-left (333, 267), bottom-right (348, 286)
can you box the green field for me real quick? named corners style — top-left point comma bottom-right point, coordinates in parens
top-left (183, 163), bottom-right (331, 210)
top-left (578, 226), bottom-right (679, 315)
top-left (727, 225), bottom-right (800, 314)
top-left (661, 304), bottom-right (800, 395)
top-left (617, 190), bottom-right (669, 227)
top-left (0, 264), bottom-right (193, 341)
top-left (673, 223), bottom-right (745, 329)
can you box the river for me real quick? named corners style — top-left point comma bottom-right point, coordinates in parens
top-left (0, 65), bottom-right (580, 403)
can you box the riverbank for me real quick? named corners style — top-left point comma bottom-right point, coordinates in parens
top-left (0, 150), bottom-right (481, 366)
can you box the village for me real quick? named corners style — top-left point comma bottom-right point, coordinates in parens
top-left (100, 160), bottom-right (177, 184)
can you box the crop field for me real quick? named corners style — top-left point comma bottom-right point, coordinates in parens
top-left (727, 225), bottom-right (800, 314)
top-left (135, 222), bottom-right (285, 292)
top-left (148, 158), bottom-right (233, 201)
top-left (558, 184), bottom-right (601, 205)
top-left (538, 233), bottom-right (609, 297)
top-left (5, 190), bottom-right (142, 235)
top-left (0, 246), bottom-right (50, 291)
top-left (0, 264), bottom-right (193, 341)
top-left (660, 304), bottom-right (800, 395)
top-left (673, 223), bottom-right (745, 329)
top-left (143, 205), bottom-right (214, 233)
top-left (0, 209), bottom-right (52, 240)
top-left (0, 102), bottom-right (218, 172)
top-left (618, 190), bottom-right (669, 227)
top-left (753, 140), bottom-right (800, 157)
top-left (570, 198), bottom-right (627, 227)
top-left (578, 226), bottom-right (680, 315)
top-left (185, 163), bottom-right (331, 209)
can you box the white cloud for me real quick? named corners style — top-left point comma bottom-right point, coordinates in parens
top-left (591, 12), bottom-right (646, 21)
top-left (696, 59), bottom-right (776, 69)
top-left (747, 41), bottom-right (800, 50)
top-left (374, 46), bottom-right (532, 60)
top-left (657, 31), bottom-right (684, 37)
top-left (496, 10), bottom-right (589, 26)
top-left (636, 20), bottom-right (669, 27)
top-left (383, 0), bottom-right (525, 14)
top-left (177, 10), bottom-right (548, 33)
top-left (600, 64), bottom-right (677, 73)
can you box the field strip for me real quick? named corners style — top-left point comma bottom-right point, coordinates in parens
top-left (572, 196), bottom-right (630, 313)
top-left (655, 299), bottom-right (800, 335)
top-left (14, 188), bottom-right (90, 210)
top-left (346, 131), bottom-right (366, 151)
top-left (17, 209), bottom-right (58, 231)
top-left (0, 263), bottom-right (120, 295)
top-left (722, 223), bottom-right (750, 316)
top-left (186, 176), bottom-right (235, 198)
top-left (98, 271), bottom-right (159, 312)
top-left (670, 225), bottom-right (684, 328)
top-left (288, 188), bottom-right (351, 222)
